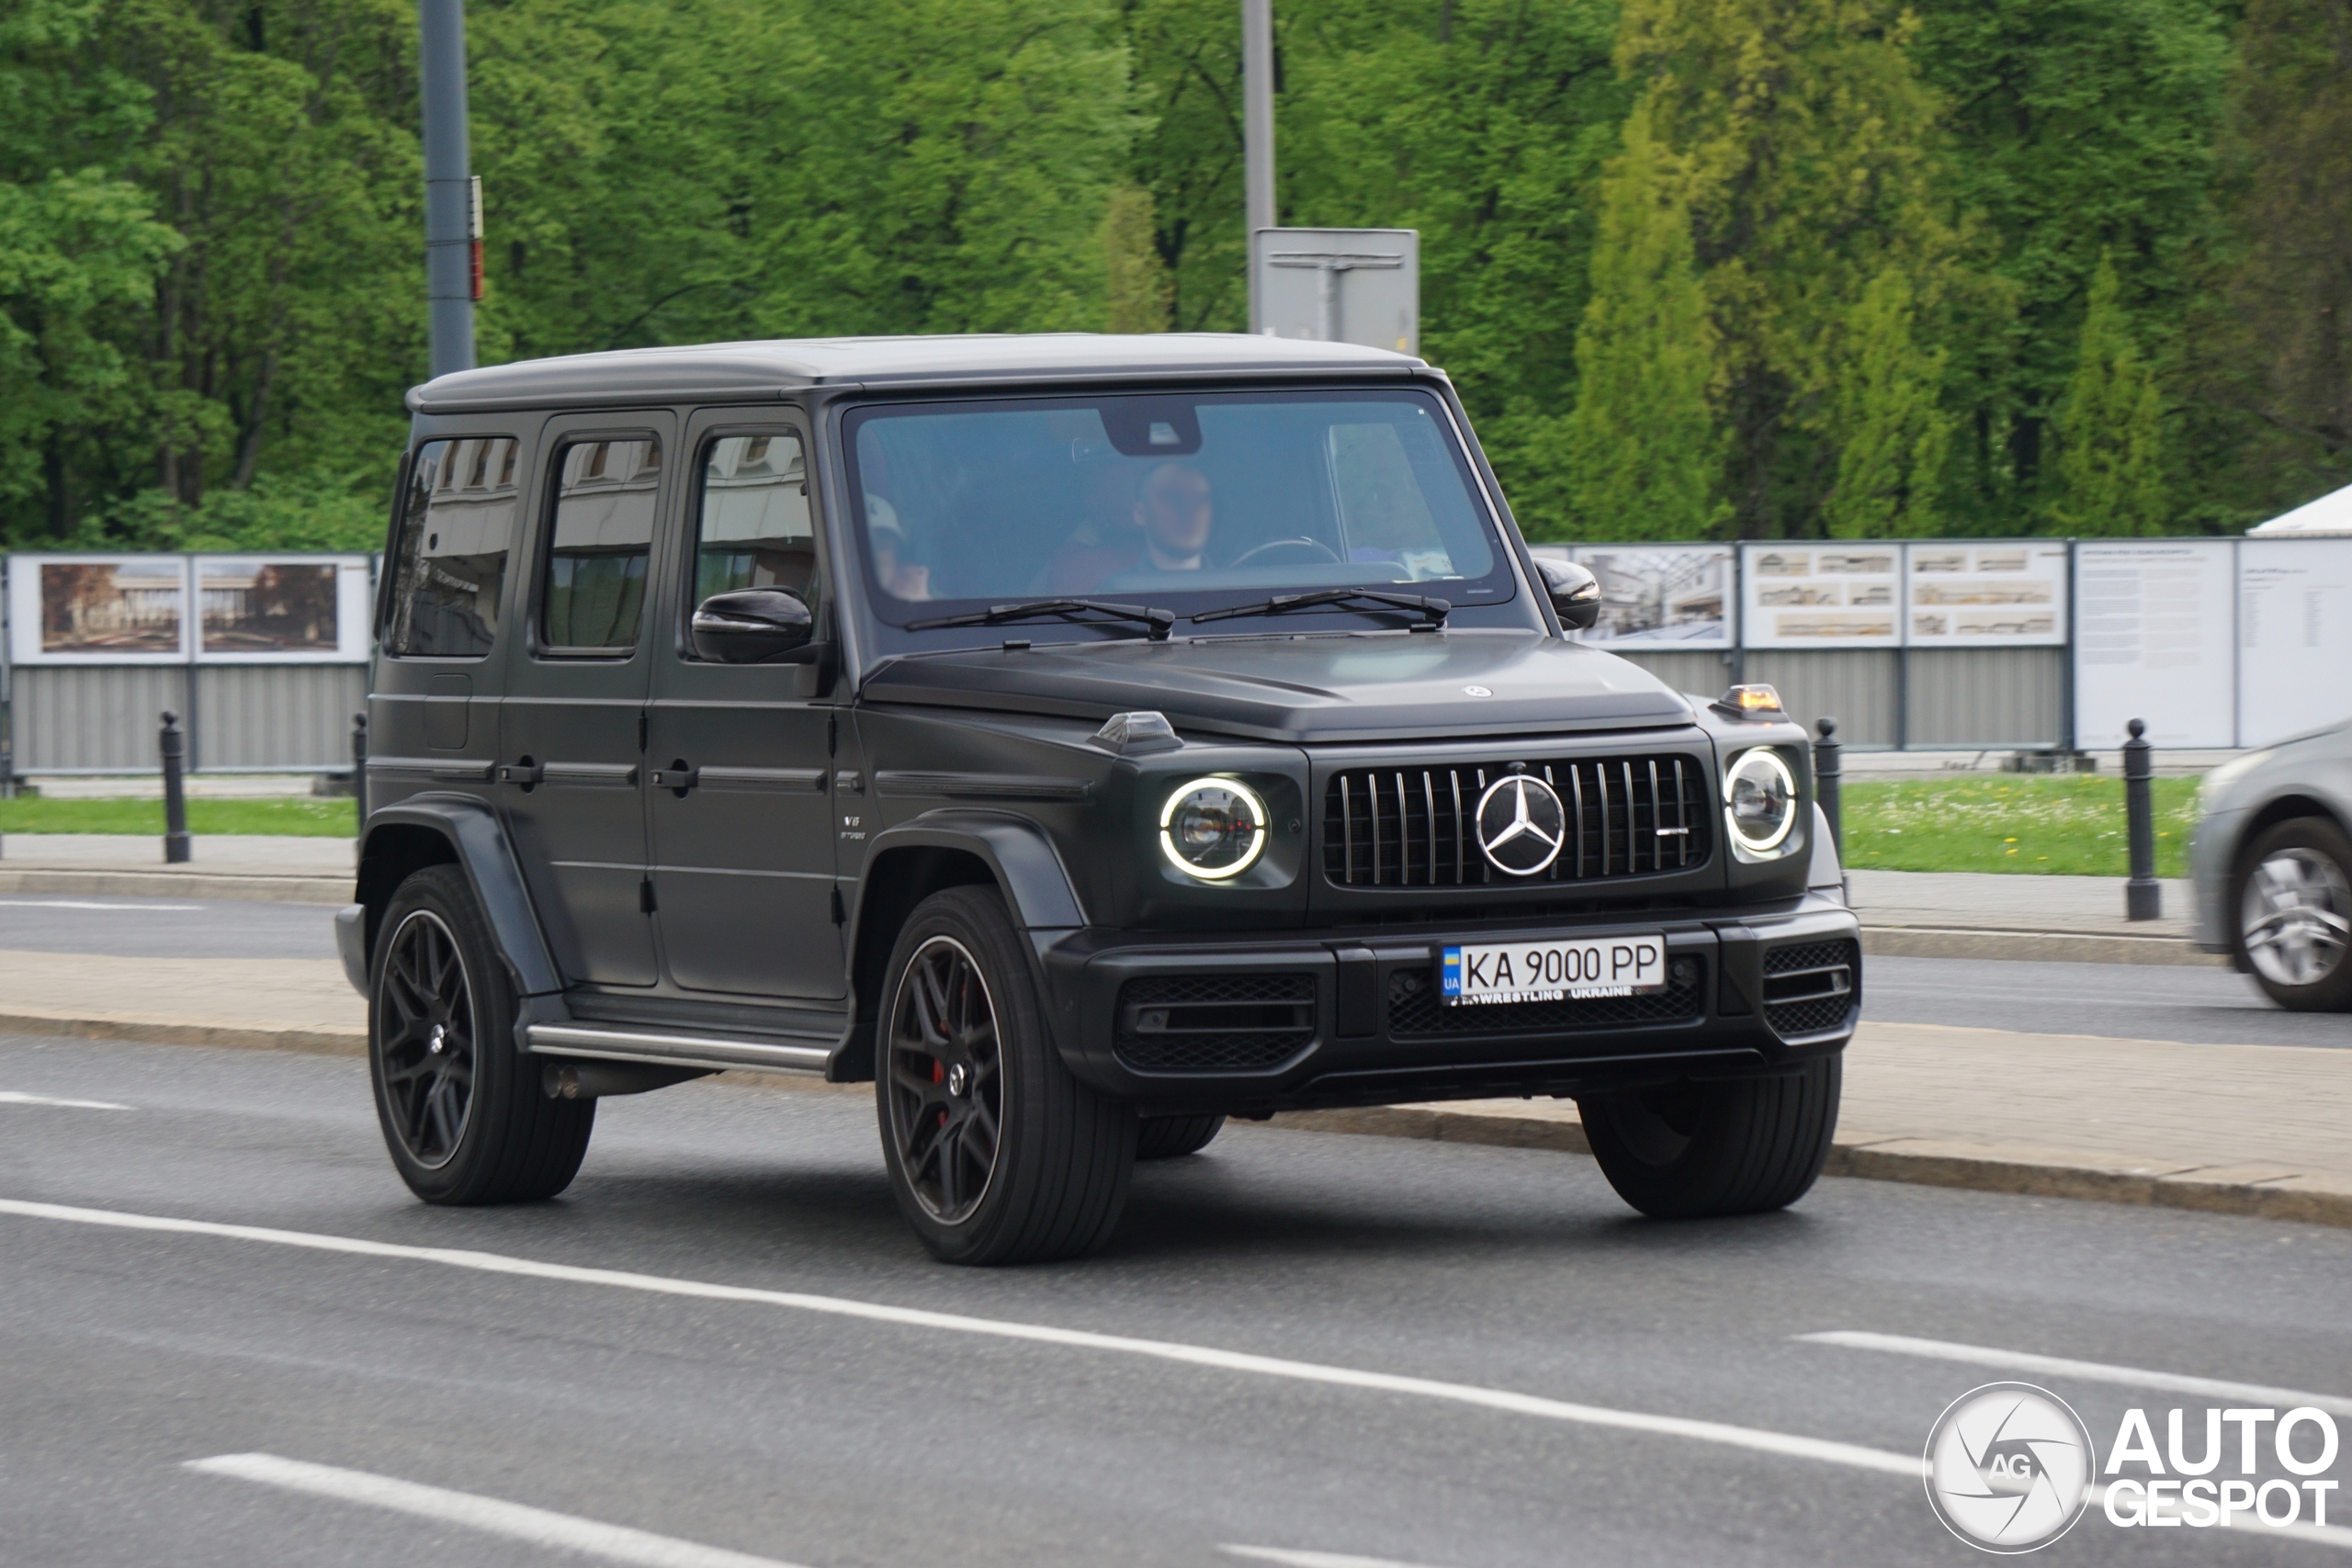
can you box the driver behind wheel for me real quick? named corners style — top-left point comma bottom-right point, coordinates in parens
top-left (1046, 461), bottom-right (1216, 592)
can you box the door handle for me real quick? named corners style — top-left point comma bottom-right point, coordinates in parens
top-left (495, 759), bottom-right (544, 786)
top-left (650, 761), bottom-right (700, 794)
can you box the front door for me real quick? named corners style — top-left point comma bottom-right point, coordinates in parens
top-left (498, 412), bottom-right (675, 987)
top-left (645, 418), bottom-right (843, 998)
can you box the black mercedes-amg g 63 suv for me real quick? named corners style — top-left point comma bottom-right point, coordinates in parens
top-left (338, 333), bottom-right (1859, 1263)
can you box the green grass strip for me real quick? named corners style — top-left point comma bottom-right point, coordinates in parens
top-left (1840, 773), bottom-right (2199, 878)
top-left (0, 796), bottom-right (358, 838)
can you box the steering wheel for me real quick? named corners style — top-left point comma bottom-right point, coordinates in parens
top-left (1228, 536), bottom-right (1342, 569)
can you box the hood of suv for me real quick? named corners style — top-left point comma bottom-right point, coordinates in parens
top-left (858, 630), bottom-right (1694, 743)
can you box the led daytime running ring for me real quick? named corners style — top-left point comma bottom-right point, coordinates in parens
top-left (1159, 776), bottom-right (1269, 880)
top-left (1723, 748), bottom-right (1798, 852)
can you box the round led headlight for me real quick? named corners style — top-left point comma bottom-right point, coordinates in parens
top-left (1159, 777), bottom-right (1269, 880)
top-left (1723, 748), bottom-right (1798, 852)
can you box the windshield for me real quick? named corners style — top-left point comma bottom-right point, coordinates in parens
top-left (842, 389), bottom-right (1516, 636)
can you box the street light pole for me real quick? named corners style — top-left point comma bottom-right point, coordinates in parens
top-left (419, 0), bottom-right (476, 378)
top-left (1242, 0), bottom-right (1274, 333)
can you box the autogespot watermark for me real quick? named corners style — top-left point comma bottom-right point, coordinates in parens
top-left (1924, 1382), bottom-right (2343, 1552)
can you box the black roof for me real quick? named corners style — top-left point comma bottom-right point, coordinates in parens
top-left (407, 333), bottom-right (1430, 413)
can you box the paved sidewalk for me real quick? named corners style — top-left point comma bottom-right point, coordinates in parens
top-left (0, 834), bottom-right (353, 903)
top-left (0, 945), bottom-right (2343, 1227)
top-left (1845, 867), bottom-right (2216, 965)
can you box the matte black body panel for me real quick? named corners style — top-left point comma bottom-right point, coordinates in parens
top-left (360, 794), bottom-right (565, 998)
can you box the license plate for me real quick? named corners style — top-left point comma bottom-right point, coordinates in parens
top-left (1439, 935), bottom-right (1667, 1006)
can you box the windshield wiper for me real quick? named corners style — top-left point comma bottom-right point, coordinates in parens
top-left (1191, 588), bottom-right (1451, 628)
top-left (905, 597), bottom-right (1176, 642)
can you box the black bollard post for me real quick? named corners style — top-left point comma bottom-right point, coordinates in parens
top-left (160, 711), bottom-right (191, 863)
top-left (2123, 717), bottom-right (2160, 920)
top-left (1813, 716), bottom-right (1843, 860)
top-left (351, 711), bottom-right (369, 822)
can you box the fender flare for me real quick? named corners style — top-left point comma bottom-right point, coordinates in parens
top-left (1806, 802), bottom-right (1845, 893)
top-left (359, 793), bottom-right (565, 998)
top-left (839, 810), bottom-right (1088, 1078)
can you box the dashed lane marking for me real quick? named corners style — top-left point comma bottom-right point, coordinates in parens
top-left (1798, 1330), bottom-right (2352, 1419)
top-left (186, 1453), bottom-right (808, 1568)
top-left (0, 1091), bottom-right (129, 1110)
top-left (0, 1197), bottom-right (1918, 1478)
top-left (1224, 1547), bottom-right (1455, 1568)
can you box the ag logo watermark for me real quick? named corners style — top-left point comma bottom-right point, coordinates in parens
top-left (1925, 1383), bottom-right (2096, 1552)
top-left (1924, 1386), bottom-right (2344, 1551)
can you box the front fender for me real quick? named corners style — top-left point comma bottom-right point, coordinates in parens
top-left (359, 794), bottom-right (565, 998)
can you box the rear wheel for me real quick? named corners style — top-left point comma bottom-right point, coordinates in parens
top-left (369, 864), bottom-right (594, 1204)
top-left (877, 887), bottom-right (1134, 1264)
top-left (1136, 1114), bottom-right (1226, 1161)
top-left (2234, 818), bottom-right (2352, 1011)
top-left (1578, 1056), bottom-right (1840, 1219)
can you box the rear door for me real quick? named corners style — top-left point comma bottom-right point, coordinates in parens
top-left (644, 414), bottom-right (843, 999)
top-left (498, 412), bottom-right (675, 987)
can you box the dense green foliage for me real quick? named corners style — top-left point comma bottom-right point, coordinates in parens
top-left (3, 0), bottom-right (2343, 549)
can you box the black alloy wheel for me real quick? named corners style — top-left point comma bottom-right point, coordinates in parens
top-left (874, 886), bottom-right (1134, 1264)
top-left (884, 935), bottom-right (1004, 1224)
top-left (377, 907), bottom-right (478, 1168)
top-left (368, 864), bottom-right (595, 1204)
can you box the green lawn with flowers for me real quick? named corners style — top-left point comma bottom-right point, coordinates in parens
top-left (1839, 774), bottom-right (2200, 878)
top-left (0, 796), bottom-right (356, 837)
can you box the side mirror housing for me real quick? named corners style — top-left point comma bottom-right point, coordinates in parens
top-left (1535, 557), bottom-right (1601, 632)
top-left (691, 587), bottom-right (817, 664)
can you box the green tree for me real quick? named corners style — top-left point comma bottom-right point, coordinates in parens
top-left (1618, 0), bottom-right (1962, 537)
top-left (1557, 100), bottom-right (1720, 540)
top-left (2052, 256), bottom-right (2167, 535)
top-left (1102, 182), bottom-right (1171, 331)
top-left (1822, 268), bottom-right (1951, 537)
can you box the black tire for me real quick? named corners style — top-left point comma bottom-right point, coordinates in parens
top-left (368, 864), bottom-right (594, 1204)
top-left (1577, 1055), bottom-right (1840, 1219)
top-left (1136, 1114), bottom-right (1226, 1161)
top-left (876, 886), bottom-right (1135, 1264)
top-left (2233, 818), bottom-right (2352, 1011)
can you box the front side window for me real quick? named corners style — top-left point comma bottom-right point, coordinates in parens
top-left (842, 389), bottom-right (1508, 632)
top-left (541, 436), bottom-right (661, 652)
top-left (691, 432), bottom-right (817, 615)
top-left (385, 435), bottom-right (518, 658)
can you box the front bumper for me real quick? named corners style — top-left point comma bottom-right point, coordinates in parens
top-left (1036, 895), bottom-right (1860, 1115)
top-left (2188, 809), bottom-right (2242, 953)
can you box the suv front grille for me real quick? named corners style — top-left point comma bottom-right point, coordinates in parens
top-left (1762, 940), bottom-right (1858, 1038)
top-left (1114, 974), bottom-right (1316, 1073)
top-left (1386, 957), bottom-right (1705, 1037)
top-left (1325, 755), bottom-right (1710, 888)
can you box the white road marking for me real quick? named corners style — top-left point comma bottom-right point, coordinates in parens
top-left (1799, 1330), bottom-right (2352, 1418)
top-left (0, 1091), bottom-right (129, 1110)
top-left (1225, 1546), bottom-right (1454, 1568)
top-left (0, 1197), bottom-right (1919, 1478)
top-left (186, 1452), bottom-right (808, 1568)
top-left (0, 899), bottom-right (207, 911)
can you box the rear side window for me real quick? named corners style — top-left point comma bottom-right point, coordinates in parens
top-left (692, 432), bottom-right (815, 607)
top-left (541, 436), bottom-right (662, 652)
top-left (385, 436), bottom-right (518, 658)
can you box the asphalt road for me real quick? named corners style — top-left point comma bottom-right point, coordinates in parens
top-left (0, 896), bottom-right (2338, 1050)
top-left (4, 1033), bottom-right (2349, 1568)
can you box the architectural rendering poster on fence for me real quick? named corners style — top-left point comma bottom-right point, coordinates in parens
top-left (1905, 541), bottom-right (2069, 647)
top-left (6, 555), bottom-right (188, 665)
top-left (2237, 538), bottom-right (2352, 749)
top-left (2073, 538), bottom-right (2239, 749)
top-left (1570, 546), bottom-right (1735, 647)
top-left (195, 556), bottom-right (372, 660)
top-left (6, 554), bottom-right (372, 665)
top-left (1739, 544), bottom-right (1901, 648)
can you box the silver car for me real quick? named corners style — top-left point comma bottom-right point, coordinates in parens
top-left (2192, 722), bottom-right (2352, 1010)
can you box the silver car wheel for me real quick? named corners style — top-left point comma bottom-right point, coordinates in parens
top-left (2240, 847), bottom-right (2352, 988)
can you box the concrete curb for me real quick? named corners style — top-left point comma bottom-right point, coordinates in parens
top-left (1269, 1104), bottom-right (2352, 1229)
top-left (15, 1011), bottom-right (2336, 1231)
top-left (0, 868), bottom-right (350, 905)
top-left (1860, 925), bottom-right (2223, 966)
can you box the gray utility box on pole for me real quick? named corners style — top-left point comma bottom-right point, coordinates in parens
top-left (1250, 228), bottom-right (1419, 355)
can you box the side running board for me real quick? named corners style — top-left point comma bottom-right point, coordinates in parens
top-left (525, 1022), bottom-right (832, 1077)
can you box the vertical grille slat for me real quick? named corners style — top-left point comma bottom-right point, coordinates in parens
top-left (1323, 753), bottom-right (1711, 889)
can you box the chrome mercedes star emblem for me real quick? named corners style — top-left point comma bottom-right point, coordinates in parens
top-left (1475, 772), bottom-right (1567, 875)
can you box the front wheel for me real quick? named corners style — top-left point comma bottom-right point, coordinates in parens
top-left (1577, 1056), bottom-right (1840, 1219)
top-left (1136, 1114), bottom-right (1225, 1161)
top-left (2234, 818), bottom-right (2352, 1010)
top-left (876, 886), bottom-right (1134, 1264)
top-left (369, 864), bottom-right (595, 1204)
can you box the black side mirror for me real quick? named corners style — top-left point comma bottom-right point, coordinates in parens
top-left (1535, 557), bottom-right (1601, 632)
top-left (691, 587), bottom-right (817, 663)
